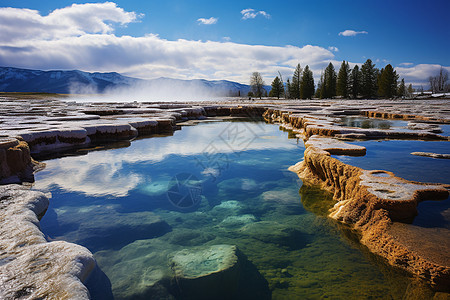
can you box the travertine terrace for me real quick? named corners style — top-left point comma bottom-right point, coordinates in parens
top-left (1, 95), bottom-right (449, 297)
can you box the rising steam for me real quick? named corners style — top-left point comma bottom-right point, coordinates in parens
top-left (68, 78), bottom-right (240, 102)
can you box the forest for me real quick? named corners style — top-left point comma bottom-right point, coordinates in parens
top-left (250, 59), bottom-right (449, 99)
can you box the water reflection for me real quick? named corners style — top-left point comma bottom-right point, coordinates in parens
top-left (34, 121), bottom-right (430, 299)
top-left (337, 116), bottom-right (408, 130)
top-left (333, 140), bottom-right (450, 185)
top-left (34, 122), bottom-right (298, 197)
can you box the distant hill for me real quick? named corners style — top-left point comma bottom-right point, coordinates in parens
top-left (0, 66), bottom-right (269, 96)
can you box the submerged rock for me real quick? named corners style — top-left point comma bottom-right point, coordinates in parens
top-left (48, 204), bottom-right (171, 251)
top-left (95, 238), bottom-right (177, 300)
top-left (96, 238), bottom-right (270, 299)
top-left (239, 221), bottom-right (309, 250)
top-left (220, 214), bottom-right (257, 228)
top-left (169, 244), bottom-right (270, 300)
top-left (261, 188), bottom-right (302, 205)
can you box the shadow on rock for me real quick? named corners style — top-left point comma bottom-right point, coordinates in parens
top-left (167, 245), bottom-right (271, 300)
top-left (85, 264), bottom-right (114, 300)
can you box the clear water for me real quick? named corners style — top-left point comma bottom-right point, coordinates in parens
top-left (35, 121), bottom-right (422, 299)
top-left (441, 124), bottom-right (450, 136)
top-left (332, 140), bottom-right (450, 230)
top-left (332, 140), bottom-right (450, 184)
top-left (337, 116), bottom-right (450, 136)
top-left (336, 116), bottom-right (409, 130)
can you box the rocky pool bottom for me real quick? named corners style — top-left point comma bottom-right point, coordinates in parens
top-left (31, 121), bottom-right (448, 299)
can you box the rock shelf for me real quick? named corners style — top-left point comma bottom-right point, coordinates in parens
top-left (1, 95), bottom-right (449, 297)
top-left (0, 185), bottom-right (96, 299)
top-left (264, 105), bottom-right (449, 291)
top-left (411, 152), bottom-right (450, 159)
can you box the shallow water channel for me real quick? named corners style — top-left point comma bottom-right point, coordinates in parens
top-left (34, 120), bottom-right (433, 299)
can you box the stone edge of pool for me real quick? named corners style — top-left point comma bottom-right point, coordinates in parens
top-left (264, 108), bottom-right (450, 292)
top-left (0, 98), bottom-right (449, 298)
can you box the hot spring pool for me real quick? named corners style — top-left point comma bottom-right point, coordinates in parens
top-left (33, 121), bottom-right (432, 299)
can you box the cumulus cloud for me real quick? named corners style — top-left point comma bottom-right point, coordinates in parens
top-left (338, 30), bottom-right (368, 37)
top-left (328, 46), bottom-right (339, 52)
top-left (241, 8), bottom-right (271, 20)
top-left (197, 17), bottom-right (218, 25)
top-left (396, 64), bottom-right (450, 86)
top-left (0, 2), bottom-right (139, 42)
top-left (0, 4), bottom-right (334, 84)
top-left (0, 3), bottom-right (444, 88)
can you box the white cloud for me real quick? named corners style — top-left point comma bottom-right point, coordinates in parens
top-left (328, 46), bottom-right (339, 52)
top-left (0, 3), bottom-right (445, 88)
top-left (396, 64), bottom-right (450, 86)
top-left (398, 62), bottom-right (413, 67)
top-left (241, 8), bottom-right (271, 20)
top-left (197, 17), bottom-right (218, 25)
top-left (34, 123), bottom-right (297, 197)
top-left (0, 4), bottom-right (334, 84)
top-left (0, 2), bottom-right (139, 42)
top-left (338, 30), bottom-right (368, 37)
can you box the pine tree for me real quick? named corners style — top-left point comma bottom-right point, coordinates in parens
top-left (349, 65), bottom-right (361, 99)
top-left (397, 78), bottom-right (406, 98)
top-left (300, 65), bottom-right (315, 99)
top-left (323, 62), bottom-right (336, 98)
top-left (315, 74), bottom-right (324, 98)
top-left (360, 59), bottom-right (377, 99)
top-left (376, 68), bottom-right (383, 98)
top-left (291, 63), bottom-right (302, 99)
top-left (378, 64), bottom-right (398, 98)
top-left (270, 76), bottom-right (284, 99)
top-left (336, 61), bottom-right (350, 98)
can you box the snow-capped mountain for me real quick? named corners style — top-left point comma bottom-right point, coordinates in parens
top-left (0, 66), bottom-right (268, 96)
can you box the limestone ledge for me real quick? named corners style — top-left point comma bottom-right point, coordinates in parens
top-left (263, 108), bottom-right (448, 140)
top-left (265, 107), bottom-right (450, 290)
top-left (289, 146), bottom-right (450, 290)
top-left (305, 135), bottom-right (366, 156)
top-left (0, 185), bottom-right (96, 299)
top-left (2, 97), bottom-right (449, 296)
top-left (411, 152), bottom-right (450, 159)
top-left (1, 105), bottom-right (266, 155)
top-left (0, 137), bottom-right (42, 184)
top-left (364, 110), bottom-right (450, 124)
top-left (0, 104), bottom-right (266, 181)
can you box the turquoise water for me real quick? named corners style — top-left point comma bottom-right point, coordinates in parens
top-left (333, 140), bottom-right (450, 184)
top-left (332, 139), bottom-right (450, 230)
top-left (35, 121), bottom-right (421, 299)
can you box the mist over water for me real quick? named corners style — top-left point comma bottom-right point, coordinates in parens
top-left (67, 79), bottom-right (236, 102)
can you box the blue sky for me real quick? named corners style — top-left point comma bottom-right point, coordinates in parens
top-left (0, 0), bottom-right (449, 86)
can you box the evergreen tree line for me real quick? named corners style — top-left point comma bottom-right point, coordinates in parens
top-left (315, 59), bottom-right (408, 99)
top-left (313, 59), bottom-right (411, 99)
top-left (268, 63), bottom-right (316, 99)
top-left (263, 59), bottom-right (422, 100)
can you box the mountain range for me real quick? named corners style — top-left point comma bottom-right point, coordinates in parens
top-left (0, 66), bottom-right (268, 96)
